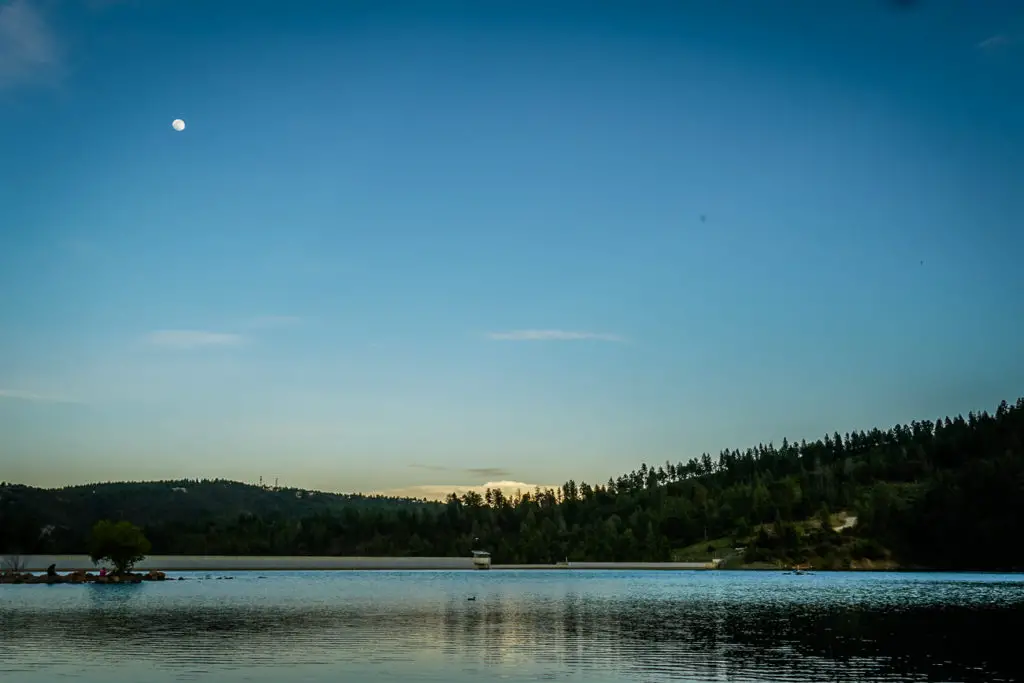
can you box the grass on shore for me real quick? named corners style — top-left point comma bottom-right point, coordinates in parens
top-left (670, 511), bottom-right (856, 561)
top-left (671, 537), bottom-right (740, 563)
top-left (670, 511), bottom-right (898, 571)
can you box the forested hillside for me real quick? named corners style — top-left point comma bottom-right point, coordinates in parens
top-left (0, 480), bottom-right (437, 556)
top-left (2, 397), bottom-right (1022, 570)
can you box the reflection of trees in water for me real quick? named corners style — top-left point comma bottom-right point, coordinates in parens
top-left (725, 604), bottom-right (1020, 683)
top-left (1, 590), bottom-right (1020, 682)
top-left (442, 595), bottom-right (1022, 682)
top-left (611, 599), bottom-right (1020, 683)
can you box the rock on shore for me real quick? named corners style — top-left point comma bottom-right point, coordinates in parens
top-left (0, 569), bottom-right (169, 585)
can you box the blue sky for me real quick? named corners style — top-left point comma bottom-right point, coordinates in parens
top-left (1, 0), bottom-right (1022, 498)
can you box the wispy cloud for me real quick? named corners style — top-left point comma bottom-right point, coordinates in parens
top-left (465, 467), bottom-right (512, 479)
top-left (0, 388), bottom-right (83, 404)
top-left (408, 464), bottom-right (512, 479)
top-left (977, 34), bottom-right (1011, 51)
top-left (0, 0), bottom-right (136, 92)
top-left (145, 330), bottom-right (245, 350)
top-left (486, 329), bottom-right (624, 342)
top-left (408, 463), bottom-right (450, 472)
top-left (377, 480), bottom-right (557, 502)
top-left (143, 316), bottom-right (298, 350)
top-left (0, 0), bottom-right (59, 91)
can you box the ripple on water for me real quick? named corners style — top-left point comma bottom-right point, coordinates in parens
top-left (1, 571), bottom-right (1022, 682)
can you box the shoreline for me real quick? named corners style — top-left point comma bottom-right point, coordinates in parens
top-left (13, 555), bottom-right (1014, 574)
top-left (13, 555), bottom-right (718, 572)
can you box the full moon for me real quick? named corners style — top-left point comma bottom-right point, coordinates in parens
top-left (171, 119), bottom-right (186, 131)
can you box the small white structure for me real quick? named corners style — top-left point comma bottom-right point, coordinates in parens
top-left (471, 550), bottom-right (491, 570)
top-left (833, 515), bottom-right (858, 533)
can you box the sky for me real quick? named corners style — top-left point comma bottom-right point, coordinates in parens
top-left (1, 0), bottom-right (1022, 499)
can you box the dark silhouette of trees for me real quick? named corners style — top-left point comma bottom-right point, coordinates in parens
top-left (1, 397), bottom-right (1022, 570)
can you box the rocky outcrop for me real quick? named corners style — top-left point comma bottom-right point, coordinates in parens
top-left (0, 569), bottom-right (170, 585)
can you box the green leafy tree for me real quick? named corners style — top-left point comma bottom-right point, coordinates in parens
top-left (88, 520), bottom-right (151, 574)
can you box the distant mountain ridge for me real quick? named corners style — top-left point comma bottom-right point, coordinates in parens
top-left (0, 479), bottom-right (438, 554)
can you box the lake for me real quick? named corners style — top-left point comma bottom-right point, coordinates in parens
top-left (1, 570), bottom-right (1021, 682)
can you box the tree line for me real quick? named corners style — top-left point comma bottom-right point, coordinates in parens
top-left (2, 397), bottom-right (1022, 570)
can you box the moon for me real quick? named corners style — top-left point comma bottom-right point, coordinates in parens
top-left (171, 119), bottom-right (186, 132)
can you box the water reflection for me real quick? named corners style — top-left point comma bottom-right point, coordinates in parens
top-left (0, 572), bottom-right (1021, 682)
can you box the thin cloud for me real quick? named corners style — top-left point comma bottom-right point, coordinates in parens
top-left (144, 316), bottom-right (297, 350)
top-left (486, 329), bottom-right (624, 342)
top-left (408, 463), bottom-right (450, 472)
top-left (0, 388), bottom-right (83, 405)
top-left (977, 34), bottom-right (1011, 50)
top-left (0, 0), bottom-right (136, 92)
top-left (408, 464), bottom-right (512, 479)
top-left (0, 0), bottom-right (59, 90)
top-left (145, 330), bottom-right (245, 350)
top-left (465, 467), bottom-right (511, 479)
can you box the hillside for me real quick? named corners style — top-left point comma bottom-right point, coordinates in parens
top-left (2, 397), bottom-right (1022, 570)
top-left (0, 480), bottom-right (438, 556)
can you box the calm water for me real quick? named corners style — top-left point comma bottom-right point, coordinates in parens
top-left (1, 570), bottom-right (1021, 682)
